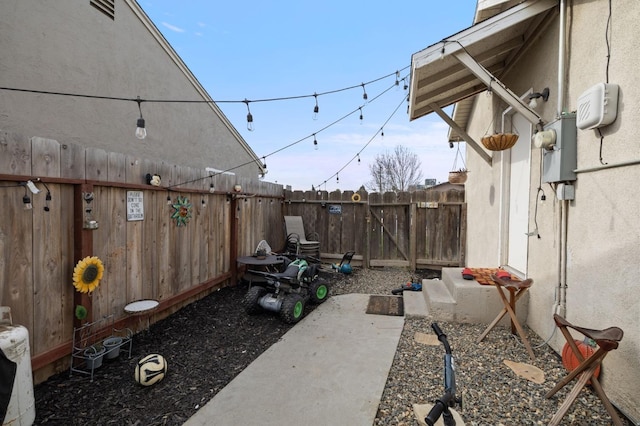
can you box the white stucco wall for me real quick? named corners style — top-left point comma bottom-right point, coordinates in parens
top-left (463, 0), bottom-right (640, 421)
top-left (0, 0), bottom-right (259, 180)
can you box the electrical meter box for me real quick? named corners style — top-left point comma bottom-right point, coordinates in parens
top-left (542, 113), bottom-right (577, 183)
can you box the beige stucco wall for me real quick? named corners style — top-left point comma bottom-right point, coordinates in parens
top-left (0, 0), bottom-right (259, 180)
top-left (464, 0), bottom-right (639, 421)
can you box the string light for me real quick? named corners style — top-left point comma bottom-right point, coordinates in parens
top-left (166, 194), bottom-right (172, 205)
top-left (361, 83), bottom-right (368, 101)
top-left (243, 99), bottom-right (254, 131)
top-left (2, 70), bottom-right (412, 193)
top-left (336, 174), bottom-right (339, 184)
top-left (395, 71), bottom-right (400, 88)
top-left (42, 181), bottom-right (52, 212)
top-left (135, 96), bottom-right (147, 140)
top-left (23, 185), bottom-right (32, 210)
top-left (312, 90), bottom-right (407, 190)
top-left (201, 198), bottom-right (206, 208)
top-left (313, 93), bottom-right (319, 120)
top-left (313, 134), bottom-right (318, 151)
top-left (381, 127), bottom-right (385, 138)
top-left (357, 154), bottom-right (361, 165)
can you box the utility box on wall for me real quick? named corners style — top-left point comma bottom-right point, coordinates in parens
top-left (542, 113), bottom-right (577, 183)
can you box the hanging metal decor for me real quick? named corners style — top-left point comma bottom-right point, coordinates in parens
top-left (170, 196), bottom-right (192, 227)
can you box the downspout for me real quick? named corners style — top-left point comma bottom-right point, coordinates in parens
top-left (557, 0), bottom-right (569, 315)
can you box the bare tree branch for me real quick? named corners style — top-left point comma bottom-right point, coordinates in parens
top-left (365, 145), bottom-right (424, 192)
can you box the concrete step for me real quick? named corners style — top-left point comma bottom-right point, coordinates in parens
top-left (402, 290), bottom-right (429, 318)
top-left (421, 278), bottom-right (455, 322)
top-left (422, 267), bottom-right (530, 326)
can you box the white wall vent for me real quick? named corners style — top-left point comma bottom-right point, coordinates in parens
top-left (576, 83), bottom-right (619, 130)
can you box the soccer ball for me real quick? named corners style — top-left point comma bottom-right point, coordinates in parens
top-left (134, 354), bottom-right (168, 386)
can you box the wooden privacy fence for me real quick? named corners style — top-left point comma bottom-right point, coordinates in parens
top-left (0, 130), bottom-right (283, 382)
top-left (283, 187), bottom-right (466, 270)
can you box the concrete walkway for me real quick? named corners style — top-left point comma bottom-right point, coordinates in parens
top-left (184, 293), bottom-right (408, 426)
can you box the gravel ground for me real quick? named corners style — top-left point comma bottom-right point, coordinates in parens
top-left (33, 266), bottom-right (632, 425)
top-left (332, 267), bottom-right (632, 426)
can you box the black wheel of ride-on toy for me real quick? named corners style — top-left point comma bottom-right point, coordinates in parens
top-left (243, 286), bottom-right (266, 314)
top-left (280, 293), bottom-right (305, 324)
top-left (309, 279), bottom-right (329, 304)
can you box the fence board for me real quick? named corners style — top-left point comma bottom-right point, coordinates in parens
top-left (32, 183), bottom-right (64, 354)
top-left (31, 137), bottom-right (60, 178)
top-left (60, 141), bottom-right (86, 179)
top-left (126, 219), bottom-right (143, 302)
top-left (0, 188), bottom-right (34, 335)
top-left (0, 130), bottom-right (31, 175)
top-left (157, 195), bottom-right (172, 301)
top-left (86, 148), bottom-right (108, 181)
top-left (191, 196), bottom-right (203, 285)
top-left (141, 190), bottom-right (158, 301)
top-left (108, 152), bottom-right (127, 183)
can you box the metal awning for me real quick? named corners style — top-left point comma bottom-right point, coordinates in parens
top-left (409, 0), bottom-right (558, 163)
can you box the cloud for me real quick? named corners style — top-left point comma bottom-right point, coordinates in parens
top-left (197, 22), bottom-right (206, 28)
top-left (161, 22), bottom-right (185, 33)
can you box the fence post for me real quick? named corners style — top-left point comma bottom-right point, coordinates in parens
top-left (410, 202), bottom-right (417, 271)
top-left (73, 183), bottom-right (94, 328)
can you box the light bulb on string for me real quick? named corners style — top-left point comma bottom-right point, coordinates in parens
top-left (359, 107), bottom-right (363, 124)
top-left (166, 194), bottom-right (172, 205)
top-left (312, 93), bottom-right (319, 120)
top-left (403, 78), bottom-right (408, 91)
top-left (243, 99), bottom-right (254, 131)
top-left (357, 154), bottom-right (361, 165)
top-left (23, 194), bottom-right (32, 210)
top-left (361, 83), bottom-right (368, 102)
top-left (135, 96), bottom-right (147, 140)
top-left (313, 134), bottom-right (318, 151)
top-left (381, 127), bottom-right (385, 139)
top-left (395, 71), bottom-right (400, 89)
top-left (336, 174), bottom-right (339, 184)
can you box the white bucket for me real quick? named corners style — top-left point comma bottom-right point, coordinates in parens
top-left (0, 307), bottom-right (35, 426)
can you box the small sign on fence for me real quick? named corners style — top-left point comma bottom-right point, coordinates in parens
top-left (127, 191), bottom-right (144, 221)
top-left (328, 204), bottom-right (342, 215)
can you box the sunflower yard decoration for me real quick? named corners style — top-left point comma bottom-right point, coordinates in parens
top-left (170, 195), bottom-right (192, 227)
top-left (73, 256), bottom-right (105, 293)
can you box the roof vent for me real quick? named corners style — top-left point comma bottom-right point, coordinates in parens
top-left (90, 0), bottom-right (115, 20)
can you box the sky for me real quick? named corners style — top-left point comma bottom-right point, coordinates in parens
top-left (138, 1), bottom-right (475, 191)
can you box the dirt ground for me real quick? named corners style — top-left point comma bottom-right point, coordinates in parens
top-left (34, 272), bottom-right (343, 425)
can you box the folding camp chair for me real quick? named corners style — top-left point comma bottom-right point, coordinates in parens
top-left (477, 273), bottom-right (536, 360)
top-left (545, 314), bottom-right (624, 426)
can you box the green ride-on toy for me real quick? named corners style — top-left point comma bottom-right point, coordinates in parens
top-left (242, 255), bottom-right (330, 323)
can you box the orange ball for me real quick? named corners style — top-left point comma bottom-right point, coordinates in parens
top-left (561, 339), bottom-right (600, 381)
